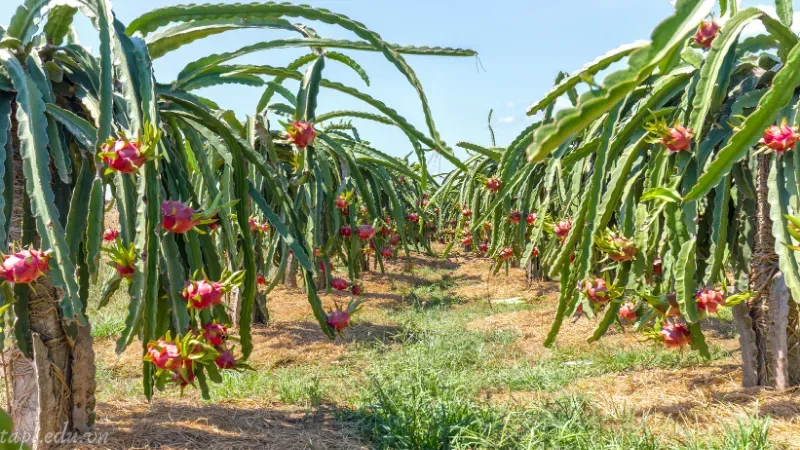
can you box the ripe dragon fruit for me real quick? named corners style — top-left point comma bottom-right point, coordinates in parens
top-left (257, 274), bottom-right (267, 285)
top-left (485, 177), bottom-right (502, 193)
top-left (498, 247), bottom-right (514, 261)
top-left (215, 349), bottom-right (237, 369)
top-left (207, 214), bottom-right (220, 231)
top-left (340, 225), bottom-right (352, 238)
top-left (335, 195), bottom-right (350, 210)
top-left (553, 220), bottom-right (572, 242)
top-left (760, 122), bottom-right (800, 154)
top-left (381, 247), bottom-right (393, 258)
top-left (527, 212), bottom-right (537, 225)
top-left (326, 310), bottom-right (351, 332)
top-left (482, 221), bottom-right (492, 232)
top-left (653, 258), bottom-right (663, 276)
top-left (145, 339), bottom-right (182, 370)
top-left (172, 361), bottom-right (195, 387)
top-left (532, 246), bottom-right (540, 257)
top-left (182, 279), bottom-right (226, 309)
top-left (694, 20), bottom-right (720, 48)
top-left (351, 284), bottom-right (363, 296)
top-left (101, 139), bottom-right (147, 173)
top-left (434, 207), bottom-right (440, 214)
top-left (103, 228), bottom-right (119, 242)
top-left (695, 287), bottom-right (725, 314)
top-left (115, 263), bottom-right (135, 281)
top-left (356, 224), bottom-right (376, 240)
top-left (461, 236), bottom-right (473, 246)
top-left (389, 234), bottom-right (401, 246)
top-left (406, 213), bottom-right (419, 223)
top-left (162, 201), bottom-right (200, 234)
top-left (661, 125), bottom-right (694, 153)
top-left (580, 278), bottom-right (609, 304)
top-left (203, 322), bottom-right (228, 346)
top-left (286, 120), bottom-right (316, 149)
top-left (479, 241), bottom-right (488, 253)
top-left (599, 231), bottom-right (638, 262)
top-left (248, 216), bottom-right (259, 232)
top-left (462, 209), bottom-right (472, 218)
top-left (331, 277), bottom-right (349, 291)
top-left (660, 322), bottom-right (691, 348)
top-left (0, 248), bottom-right (50, 284)
top-left (619, 302), bottom-right (637, 322)
top-left (508, 210), bottom-right (521, 225)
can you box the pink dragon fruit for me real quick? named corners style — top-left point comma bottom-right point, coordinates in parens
top-left (331, 277), bottom-right (349, 291)
top-left (182, 279), bottom-right (225, 309)
top-left (653, 258), bottom-right (663, 276)
top-left (580, 278), bottom-right (609, 304)
top-left (286, 120), bottom-right (316, 149)
top-left (351, 284), bottom-right (363, 296)
top-left (694, 20), bottom-right (720, 48)
top-left (498, 247), bottom-right (514, 261)
top-left (203, 322), bottom-right (228, 346)
top-left (103, 228), bottom-right (119, 242)
top-left (115, 263), bottom-right (135, 281)
top-left (172, 361), bottom-right (195, 387)
top-left (145, 339), bottom-right (182, 370)
top-left (389, 234), bottom-right (401, 246)
top-left (527, 212), bottom-right (537, 225)
top-left (479, 241), bottom-right (488, 253)
top-left (0, 248), bottom-right (50, 284)
top-left (162, 201), bottom-right (199, 234)
top-left (660, 322), bottom-right (691, 348)
top-left (695, 287), bottom-right (725, 314)
top-left (215, 349), bottom-right (237, 369)
top-left (462, 209), bottom-right (472, 218)
top-left (340, 225), bottom-right (352, 238)
top-left (508, 210), bottom-right (521, 225)
top-left (485, 177), bottom-right (502, 193)
top-left (406, 213), bottom-right (419, 223)
top-left (661, 125), bottom-right (694, 153)
top-left (760, 122), bottom-right (800, 154)
top-left (101, 139), bottom-right (147, 173)
top-left (326, 310), bottom-right (351, 332)
top-left (381, 247), bottom-right (393, 258)
top-left (619, 302), bottom-right (637, 322)
top-left (553, 220), bottom-right (572, 242)
top-left (335, 195), bottom-right (350, 210)
top-left (356, 224), bottom-right (375, 240)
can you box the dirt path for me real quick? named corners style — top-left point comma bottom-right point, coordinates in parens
top-left (73, 252), bottom-right (800, 449)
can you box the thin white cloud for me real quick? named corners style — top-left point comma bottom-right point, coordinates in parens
top-left (505, 100), bottom-right (515, 108)
top-left (498, 115), bottom-right (516, 124)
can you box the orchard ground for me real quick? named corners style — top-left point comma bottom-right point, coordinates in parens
top-left (12, 248), bottom-right (800, 449)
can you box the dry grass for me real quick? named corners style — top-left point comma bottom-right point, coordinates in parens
top-left (74, 399), bottom-right (368, 450)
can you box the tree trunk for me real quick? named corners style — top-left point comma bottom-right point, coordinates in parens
top-left (284, 254), bottom-right (298, 289)
top-left (5, 144), bottom-right (96, 448)
top-left (737, 153), bottom-right (800, 388)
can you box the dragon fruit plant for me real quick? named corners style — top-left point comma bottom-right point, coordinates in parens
top-left (0, 0), bottom-right (476, 441)
top-left (477, 0), bottom-right (800, 389)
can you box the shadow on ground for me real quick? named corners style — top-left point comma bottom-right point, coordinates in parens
top-left (65, 402), bottom-right (368, 450)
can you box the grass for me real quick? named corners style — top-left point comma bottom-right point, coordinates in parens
top-left (85, 264), bottom-right (784, 449)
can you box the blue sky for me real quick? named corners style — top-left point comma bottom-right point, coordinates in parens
top-left (0, 1), bottom-right (793, 172)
